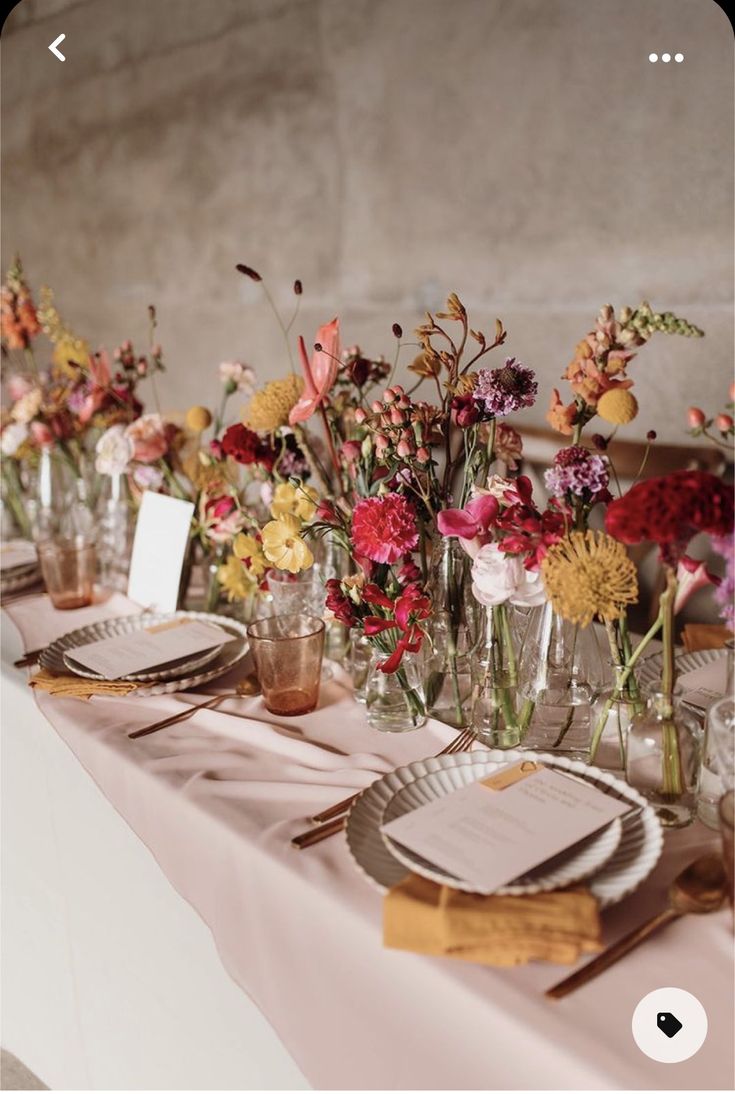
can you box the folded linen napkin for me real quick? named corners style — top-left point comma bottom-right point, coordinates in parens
top-left (682, 623), bottom-right (733, 653)
top-left (384, 874), bottom-right (602, 966)
top-left (29, 668), bottom-right (139, 699)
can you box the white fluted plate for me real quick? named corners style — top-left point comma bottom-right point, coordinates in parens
top-left (40, 611), bottom-right (248, 693)
top-left (637, 647), bottom-right (724, 699)
top-left (346, 749), bottom-right (663, 908)
top-left (382, 776), bottom-right (622, 896)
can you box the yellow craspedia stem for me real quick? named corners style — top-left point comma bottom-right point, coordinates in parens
top-left (597, 387), bottom-right (639, 425)
top-left (541, 530), bottom-right (638, 627)
top-left (185, 405), bottom-right (212, 432)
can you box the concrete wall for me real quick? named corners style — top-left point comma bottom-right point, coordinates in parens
top-left (2, 0), bottom-right (732, 440)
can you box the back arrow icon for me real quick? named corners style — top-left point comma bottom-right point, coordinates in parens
top-left (49, 34), bottom-right (66, 61)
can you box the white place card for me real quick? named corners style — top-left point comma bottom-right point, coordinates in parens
top-left (127, 492), bottom-right (194, 612)
top-left (0, 539), bottom-right (37, 571)
top-left (678, 656), bottom-right (729, 712)
top-left (381, 763), bottom-right (629, 894)
top-left (66, 619), bottom-right (228, 679)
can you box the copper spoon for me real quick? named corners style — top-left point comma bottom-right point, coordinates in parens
top-left (547, 854), bottom-right (727, 1000)
top-left (128, 676), bottom-right (260, 740)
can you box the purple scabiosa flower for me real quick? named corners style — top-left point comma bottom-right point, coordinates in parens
top-left (544, 445), bottom-right (610, 500)
top-left (712, 531), bottom-right (735, 630)
top-left (473, 357), bottom-right (537, 417)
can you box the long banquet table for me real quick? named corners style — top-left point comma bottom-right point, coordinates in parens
top-left (2, 591), bottom-right (734, 1090)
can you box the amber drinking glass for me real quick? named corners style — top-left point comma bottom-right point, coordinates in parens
top-left (247, 613), bottom-right (325, 716)
top-left (37, 537), bottom-right (96, 610)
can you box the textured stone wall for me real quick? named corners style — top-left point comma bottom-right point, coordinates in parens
top-left (2, 0), bottom-right (732, 440)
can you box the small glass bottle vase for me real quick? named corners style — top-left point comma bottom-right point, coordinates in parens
top-left (471, 603), bottom-right (530, 748)
top-left (517, 600), bottom-right (605, 757)
top-left (365, 648), bottom-right (427, 733)
top-left (424, 538), bottom-right (479, 728)
top-left (589, 665), bottom-right (646, 772)
top-left (625, 690), bottom-right (703, 828)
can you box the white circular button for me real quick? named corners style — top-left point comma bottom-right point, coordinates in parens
top-left (649, 52), bottom-right (658, 62)
top-left (632, 988), bottom-right (708, 1063)
top-left (662, 52), bottom-right (671, 62)
top-left (675, 52), bottom-right (684, 62)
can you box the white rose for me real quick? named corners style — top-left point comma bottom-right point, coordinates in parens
top-left (471, 543), bottom-right (546, 608)
top-left (95, 424), bottom-right (134, 476)
top-left (1, 421), bottom-right (29, 456)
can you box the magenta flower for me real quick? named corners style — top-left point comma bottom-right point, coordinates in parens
top-left (437, 494), bottom-right (499, 557)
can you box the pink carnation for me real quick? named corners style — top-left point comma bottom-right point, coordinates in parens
top-left (351, 493), bottom-right (418, 565)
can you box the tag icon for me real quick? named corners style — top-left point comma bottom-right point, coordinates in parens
top-left (657, 1012), bottom-right (683, 1039)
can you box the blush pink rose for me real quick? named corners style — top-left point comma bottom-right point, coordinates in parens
top-left (125, 413), bottom-right (169, 463)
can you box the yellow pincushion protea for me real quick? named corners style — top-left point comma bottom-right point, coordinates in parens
top-left (185, 405), bottom-right (212, 432)
top-left (261, 515), bottom-right (313, 573)
top-left (245, 375), bottom-right (304, 432)
top-left (541, 531), bottom-right (638, 627)
top-left (597, 387), bottom-right (639, 426)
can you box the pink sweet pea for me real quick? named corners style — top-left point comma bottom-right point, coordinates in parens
top-left (289, 318), bottom-right (340, 425)
top-left (436, 494), bottom-right (499, 557)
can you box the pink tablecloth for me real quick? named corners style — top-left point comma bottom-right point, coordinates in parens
top-left (4, 593), bottom-right (734, 1089)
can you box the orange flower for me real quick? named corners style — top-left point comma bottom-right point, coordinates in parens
top-left (546, 389), bottom-right (577, 436)
top-left (289, 317), bottom-right (340, 425)
top-left (564, 359), bottom-right (633, 407)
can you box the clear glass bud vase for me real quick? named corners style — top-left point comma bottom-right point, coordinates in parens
top-left (517, 600), bottom-right (605, 757)
top-left (589, 663), bottom-right (646, 771)
top-left (366, 648), bottom-right (427, 732)
top-left (626, 690), bottom-right (703, 827)
top-left (471, 603), bottom-right (533, 748)
top-left (425, 538), bottom-right (479, 728)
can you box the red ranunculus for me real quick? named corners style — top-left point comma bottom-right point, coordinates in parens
top-left (222, 423), bottom-right (276, 471)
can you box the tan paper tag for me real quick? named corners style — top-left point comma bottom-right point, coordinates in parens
top-left (480, 760), bottom-right (543, 791)
top-left (144, 618), bottom-right (192, 635)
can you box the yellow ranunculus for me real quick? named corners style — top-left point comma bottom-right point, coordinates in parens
top-left (233, 532), bottom-right (268, 578)
top-left (261, 515), bottom-right (314, 573)
top-left (269, 481), bottom-right (319, 522)
top-left (217, 554), bottom-right (257, 602)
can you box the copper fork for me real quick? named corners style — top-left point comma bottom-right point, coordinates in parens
top-left (291, 727), bottom-right (476, 849)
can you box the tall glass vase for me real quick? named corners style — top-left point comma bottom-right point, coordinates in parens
top-left (471, 603), bottom-right (533, 748)
top-left (424, 538), bottom-right (479, 728)
top-left (626, 689), bottom-right (703, 827)
top-left (95, 473), bottom-right (134, 591)
top-left (517, 600), bottom-right (605, 757)
top-left (589, 663), bottom-right (646, 771)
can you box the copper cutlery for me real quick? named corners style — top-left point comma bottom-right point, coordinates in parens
top-left (128, 676), bottom-right (260, 739)
top-left (291, 727), bottom-right (477, 849)
top-left (13, 647), bottom-right (44, 668)
top-left (546, 854), bottom-right (727, 999)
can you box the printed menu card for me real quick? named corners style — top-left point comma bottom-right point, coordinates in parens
top-left (127, 491), bottom-right (195, 612)
top-left (381, 763), bottom-right (629, 893)
top-left (65, 619), bottom-right (227, 679)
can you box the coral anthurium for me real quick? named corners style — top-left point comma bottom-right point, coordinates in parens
top-left (288, 317), bottom-right (340, 425)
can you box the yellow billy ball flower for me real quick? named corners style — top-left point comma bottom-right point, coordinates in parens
top-left (597, 387), bottom-right (639, 426)
top-left (270, 481), bottom-right (319, 522)
top-left (261, 515), bottom-right (314, 574)
top-left (541, 531), bottom-right (638, 627)
top-left (185, 405), bottom-right (212, 432)
top-left (245, 375), bottom-right (304, 432)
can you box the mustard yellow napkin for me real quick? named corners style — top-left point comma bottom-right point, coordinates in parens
top-left (682, 623), bottom-right (733, 653)
top-left (29, 668), bottom-right (139, 699)
top-left (384, 874), bottom-right (602, 966)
